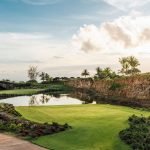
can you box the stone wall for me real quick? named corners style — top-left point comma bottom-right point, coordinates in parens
top-left (67, 75), bottom-right (150, 108)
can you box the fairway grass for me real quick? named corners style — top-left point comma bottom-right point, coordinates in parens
top-left (0, 89), bottom-right (43, 95)
top-left (16, 105), bottom-right (150, 150)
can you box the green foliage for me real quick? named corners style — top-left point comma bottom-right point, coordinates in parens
top-left (0, 83), bottom-right (71, 98)
top-left (26, 80), bottom-right (38, 84)
top-left (0, 103), bottom-right (21, 116)
top-left (119, 115), bottom-right (150, 150)
top-left (39, 72), bottom-right (52, 83)
top-left (119, 56), bottom-right (141, 76)
top-left (94, 67), bottom-right (118, 80)
top-left (0, 103), bottom-right (71, 138)
top-left (109, 82), bottom-right (122, 91)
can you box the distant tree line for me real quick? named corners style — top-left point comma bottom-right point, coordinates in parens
top-left (81, 56), bottom-right (141, 80)
top-left (26, 56), bottom-right (141, 83)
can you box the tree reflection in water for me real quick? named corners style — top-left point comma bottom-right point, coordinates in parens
top-left (70, 91), bottom-right (97, 104)
top-left (29, 94), bottom-right (60, 106)
top-left (29, 95), bottom-right (39, 106)
top-left (40, 94), bottom-right (50, 104)
top-left (28, 92), bottom-right (96, 106)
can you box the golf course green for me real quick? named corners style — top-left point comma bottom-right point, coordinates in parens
top-left (16, 104), bottom-right (150, 150)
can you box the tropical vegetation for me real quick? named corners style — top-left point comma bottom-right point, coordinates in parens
top-left (119, 115), bottom-right (150, 150)
top-left (119, 56), bottom-right (141, 75)
top-left (0, 103), bottom-right (70, 138)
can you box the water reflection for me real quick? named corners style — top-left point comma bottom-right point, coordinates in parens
top-left (0, 91), bottom-right (98, 106)
top-left (29, 94), bottom-right (51, 106)
top-left (29, 92), bottom-right (96, 106)
top-left (0, 93), bottom-right (85, 106)
top-left (70, 91), bottom-right (97, 104)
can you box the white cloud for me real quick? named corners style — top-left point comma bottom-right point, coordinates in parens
top-left (0, 32), bottom-right (75, 80)
top-left (0, 32), bottom-right (69, 64)
top-left (72, 25), bottom-right (104, 52)
top-left (103, 0), bottom-right (150, 11)
top-left (72, 15), bottom-right (150, 53)
top-left (21, 0), bottom-right (62, 5)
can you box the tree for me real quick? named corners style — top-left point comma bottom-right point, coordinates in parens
top-left (45, 73), bottom-right (51, 82)
top-left (39, 72), bottom-right (52, 82)
top-left (119, 57), bottom-right (130, 75)
top-left (127, 56), bottom-right (141, 75)
top-left (103, 67), bottom-right (112, 77)
top-left (94, 67), bottom-right (117, 80)
top-left (39, 72), bottom-right (46, 82)
top-left (81, 69), bottom-right (90, 78)
top-left (119, 56), bottom-right (141, 76)
top-left (28, 66), bottom-right (38, 81)
top-left (95, 67), bottom-right (103, 78)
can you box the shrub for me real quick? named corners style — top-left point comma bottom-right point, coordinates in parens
top-left (109, 82), bottom-right (122, 91)
top-left (0, 103), bottom-right (21, 116)
top-left (119, 115), bottom-right (150, 150)
top-left (0, 103), bottom-right (71, 138)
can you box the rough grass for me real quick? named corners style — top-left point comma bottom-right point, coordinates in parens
top-left (16, 104), bottom-right (150, 150)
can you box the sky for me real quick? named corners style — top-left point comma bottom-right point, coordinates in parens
top-left (0, 0), bottom-right (150, 81)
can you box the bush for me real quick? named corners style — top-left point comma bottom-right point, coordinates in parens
top-left (26, 80), bottom-right (38, 84)
top-left (0, 103), bottom-right (71, 138)
top-left (109, 82), bottom-right (122, 91)
top-left (0, 103), bottom-right (21, 116)
top-left (119, 115), bottom-right (150, 150)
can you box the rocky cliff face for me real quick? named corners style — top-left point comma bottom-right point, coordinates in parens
top-left (68, 75), bottom-right (150, 108)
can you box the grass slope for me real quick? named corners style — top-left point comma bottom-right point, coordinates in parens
top-left (16, 105), bottom-right (150, 150)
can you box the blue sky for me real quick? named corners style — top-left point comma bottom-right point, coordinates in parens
top-left (0, 0), bottom-right (150, 80)
top-left (0, 0), bottom-right (123, 37)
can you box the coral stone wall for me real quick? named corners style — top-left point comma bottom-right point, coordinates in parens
top-left (67, 75), bottom-right (150, 107)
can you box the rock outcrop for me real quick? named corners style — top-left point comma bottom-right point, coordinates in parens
top-left (68, 75), bottom-right (150, 108)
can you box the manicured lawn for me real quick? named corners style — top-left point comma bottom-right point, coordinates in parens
top-left (0, 89), bottom-right (42, 95)
top-left (0, 82), bottom-right (70, 96)
top-left (16, 105), bottom-right (150, 150)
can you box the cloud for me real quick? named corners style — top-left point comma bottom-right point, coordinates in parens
top-left (53, 56), bottom-right (64, 59)
top-left (140, 28), bottom-right (150, 41)
top-left (103, 23), bottom-right (133, 48)
top-left (0, 32), bottom-right (75, 80)
top-left (103, 0), bottom-right (150, 11)
top-left (72, 15), bottom-right (150, 53)
top-left (21, 0), bottom-right (62, 5)
top-left (0, 32), bottom-right (66, 64)
top-left (72, 25), bottom-right (104, 52)
top-left (0, 59), bottom-right (43, 64)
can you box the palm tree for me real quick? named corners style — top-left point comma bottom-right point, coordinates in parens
top-left (103, 67), bottom-right (111, 75)
top-left (96, 67), bottom-right (102, 73)
top-left (127, 56), bottom-right (140, 75)
top-left (95, 67), bottom-right (103, 78)
top-left (127, 56), bottom-right (140, 68)
top-left (119, 56), bottom-right (141, 75)
top-left (119, 57), bottom-right (130, 75)
top-left (81, 69), bottom-right (90, 78)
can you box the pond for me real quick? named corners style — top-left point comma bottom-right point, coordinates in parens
top-left (0, 94), bottom-right (96, 106)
